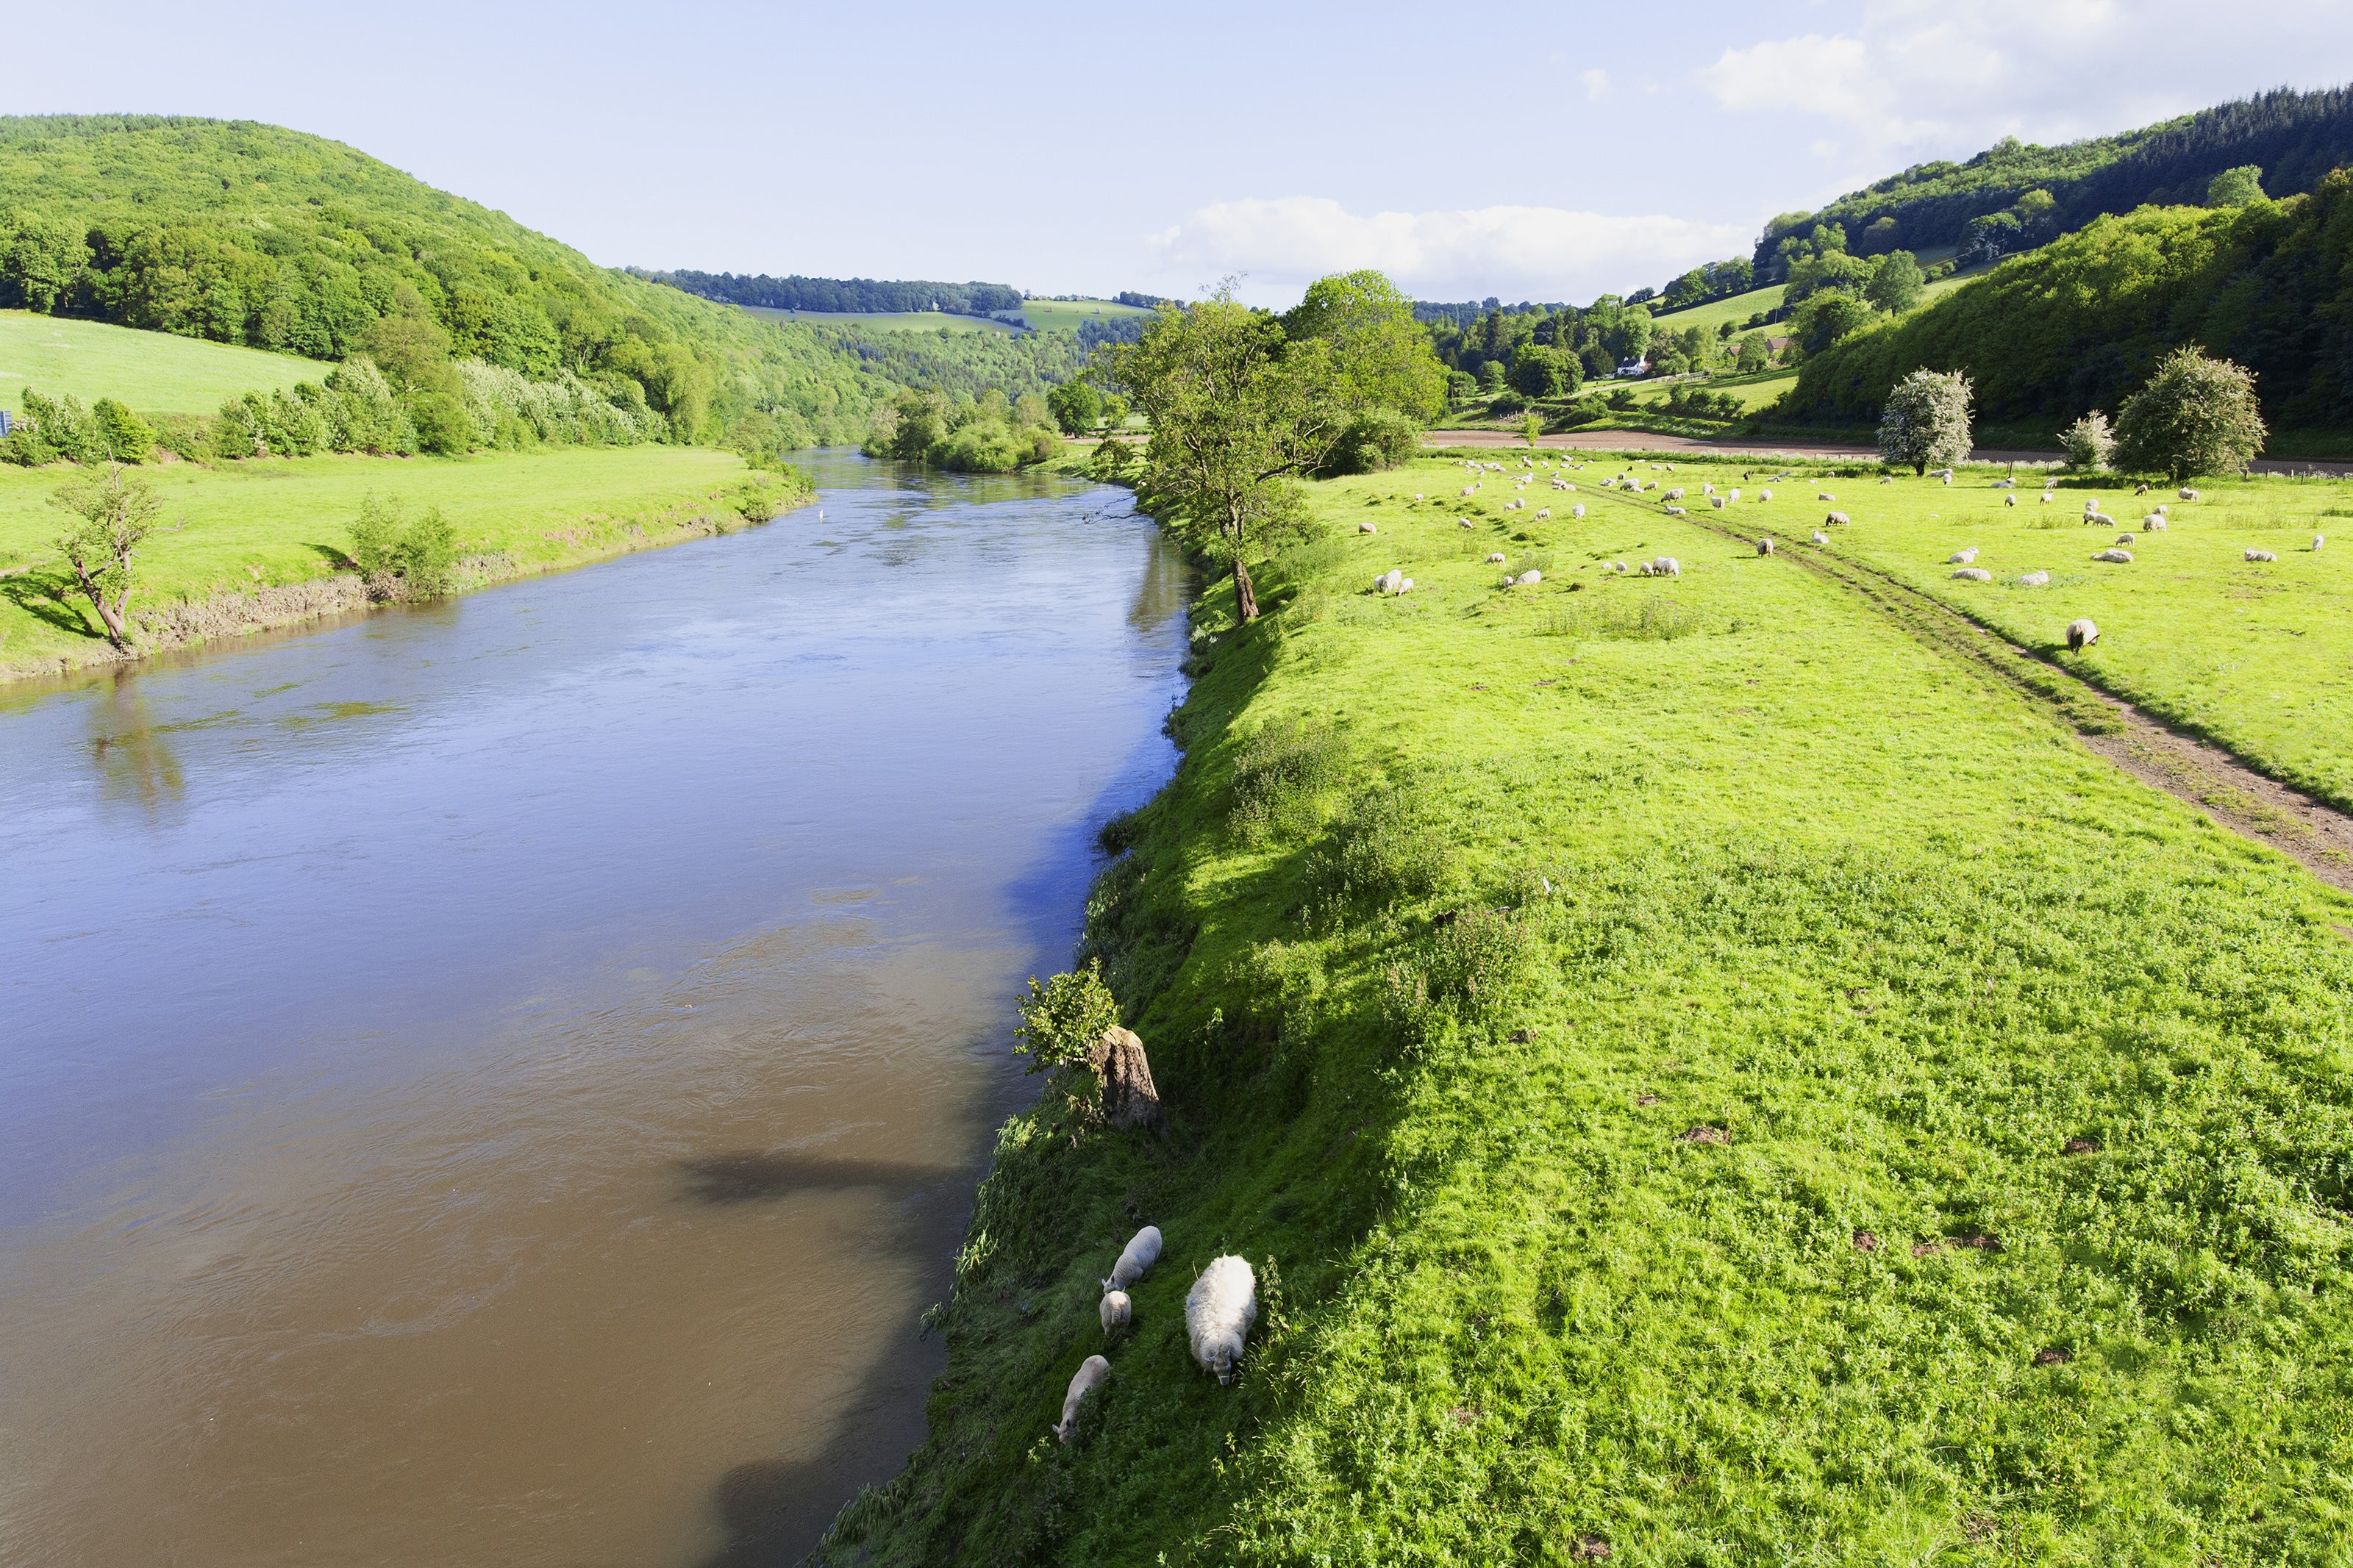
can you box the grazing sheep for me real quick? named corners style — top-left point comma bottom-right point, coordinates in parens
top-left (1663, 487), bottom-right (1685, 501)
top-left (2040, 493), bottom-right (2054, 504)
top-left (2015, 570), bottom-right (2052, 587)
top-left (1702, 482), bottom-right (1717, 496)
top-left (1487, 552), bottom-right (1507, 564)
top-left (1357, 521), bottom-right (1377, 534)
top-left (1458, 518), bottom-right (1475, 529)
top-left (1100, 1290), bottom-right (1132, 1334)
top-left (2179, 487), bottom-right (2201, 501)
top-left (1710, 496), bottom-right (1726, 509)
top-left (1728, 487), bottom-right (1741, 502)
top-left (1879, 476), bottom-right (1895, 485)
top-left (1824, 510), bottom-right (1852, 526)
top-left (1412, 493), bottom-right (1424, 501)
top-left (2135, 482), bottom-right (2151, 495)
top-left (1949, 548), bottom-right (1979, 564)
top-left (1996, 478), bottom-right (2016, 488)
top-left (2142, 514), bottom-right (2166, 530)
top-left (1104, 1225), bottom-right (1164, 1292)
top-left (1056, 1355), bottom-right (1110, 1443)
top-left (2067, 617), bottom-right (2099, 650)
top-left (1818, 490), bottom-right (1836, 501)
top-left (1812, 529), bottom-right (1830, 545)
top-left (1517, 570), bottom-right (1543, 585)
top-left (1375, 570), bottom-right (1404, 594)
top-left (2246, 548), bottom-right (2279, 562)
top-left (2315, 534), bottom-right (2325, 552)
top-left (2005, 493), bottom-right (2018, 507)
top-left (1460, 485), bottom-right (1477, 498)
top-left (1653, 556), bottom-right (1682, 577)
top-left (1185, 1256), bottom-right (1258, 1385)
top-left (1535, 507), bottom-right (1552, 520)
top-left (1571, 504), bottom-right (1586, 518)
top-left (2154, 504), bottom-right (2168, 514)
top-left (1759, 488), bottom-right (1774, 501)
top-left (1612, 560), bottom-right (1629, 573)
top-left (1757, 537), bottom-right (1774, 555)
top-left (2116, 533), bottom-right (2135, 545)
top-left (2092, 548), bottom-right (2134, 563)
top-left (1506, 499), bottom-right (1524, 511)
top-left (2084, 512), bottom-right (2116, 528)
top-left (1953, 567), bottom-right (1993, 581)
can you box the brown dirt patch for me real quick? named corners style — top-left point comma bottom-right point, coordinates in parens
top-left (1852, 1230), bottom-right (1879, 1252)
top-left (1678, 1125), bottom-right (1728, 1145)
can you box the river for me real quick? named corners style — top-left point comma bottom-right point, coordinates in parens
top-left (0, 451), bottom-right (1189, 1567)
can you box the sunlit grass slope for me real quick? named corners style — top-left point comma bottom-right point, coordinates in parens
top-left (826, 455), bottom-right (2353, 1566)
top-left (0, 310), bottom-right (313, 415)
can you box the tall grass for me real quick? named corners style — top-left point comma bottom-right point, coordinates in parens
top-left (1537, 595), bottom-right (1705, 640)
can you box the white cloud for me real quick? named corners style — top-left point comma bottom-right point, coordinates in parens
top-left (1147, 196), bottom-right (1748, 304)
top-left (1579, 68), bottom-right (1612, 102)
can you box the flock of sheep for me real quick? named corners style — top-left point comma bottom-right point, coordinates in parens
top-left (1054, 1225), bottom-right (1259, 1445)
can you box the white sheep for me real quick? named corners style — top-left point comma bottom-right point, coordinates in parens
top-left (2040, 493), bottom-right (2054, 504)
top-left (1486, 552), bottom-right (1507, 564)
top-left (1824, 510), bottom-right (1852, 526)
top-left (2085, 512), bottom-right (2117, 528)
top-left (1949, 548), bottom-right (1979, 564)
top-left (2135, 482), bottom-right (2151, 495)
top-left (1104, 1225), bottom-right (1163, 1292)
top-left (1879, 476), bottom-right (1895, 485)
top-left (1756, 537), bottom-right (1774, 555)
top-left (1100, 1290), bottom-right (1132, 1334)
top-left (1412, 493), bottom-right (1424, 501)
top-left (2067, 617), bottom-right (2099, 650)
top-left (2142, 514), bottom-right (2166, 530)
top-left (2093, 548), bottom-right (2134, 563)
top-left (1812, 529), bottom-right (1830, 545)
top-left (1460, 485), bottom-right (1477, 498)
top-left (2315, 534), bottom-right (2325, 552)
top-left (1702, 482), bottom-right (1717, 496)
top-left (1517, 570), bottom-right (1543, 585)
top-left (1571, 504), bottom-right (1586, 519)
top-left (1357, 521), bottom-right (1377, 534)
top-left (1759, 488), bottom-right (1774, 501)
top-left (1664, 504), bottom-right (1688, 516)
top-left (1653, 556), bottom-right (1682, 577)
top-left (2015, 570), bottom-right (2052, 587)
top-left (2115, 533), bottom-right (2135, 545)
top-left (1057, 1355), bottom-right (1110, 1442)
top-left (1506, 499), bottom-right (1524, 511)
top-left (1710, 496), bottom-right (1726, 509)
top-left (1185, 1256), bottom-right (1258, 1385)
top-left (1663, 487), bottom-right (1685, 501)
top-left (1375, 570), bottom-right (1404, 594)
top-left (1818, 491), bottom-right (1835, 501)
top-left (1996, 478), bottom-right (2016, 488)
top-left (1728, 487), bottom-right (1741, 502)
top-left (2246, 548), bottom-right (2279, 562)
top-left (1953, 567), bottom-right (1993, 581)
top-left (1457, 518), bottom-right (1475, 529)
top-left (2179, 487), bottom-right (2201, 501)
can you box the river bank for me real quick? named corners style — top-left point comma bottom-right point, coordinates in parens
top-left (825, 454), bottom-right (2353, 1564)
top-left (0, 446), bottom-right (796, 686)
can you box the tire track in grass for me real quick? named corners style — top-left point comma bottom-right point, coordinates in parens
top-left (1591, 482), bottom-right (2353, 893)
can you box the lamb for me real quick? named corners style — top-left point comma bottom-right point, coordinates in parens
top-left (1185, 1256), bottom-right (1258, 1385)
top-left (2092, 548), bottom-right (2134, 563)
top-left (1824, 510), bottom-right (1852, 526)
top-left (1949, 548), bottom-right (1979, 565)
top-left (2015, 570), bottom-right (2052, 587)
top-left (1756, 537), bottom-right (1774, 555)
top-left (2179, 487), bottom-right (2202, 501)
top-left (1571, 504), bottom-right (1586, 518)
top-left (2246, 548), bottom-right (2279, 562)
top-left (1952, 567), bottom-right (1993, 581)
top-left (1056, 1355), bottom-right (1110, 1442)
top-left (1812, 529), bottom-right (1830, 545)
top-left (1100, 1290), bottom-right (1132, 1334)
top-left (2115, 533), bottom-right (2135, 545)
top-left (2067, 617), bottom-right (2099, 650)
top-left (1104, 1225), bottom-right (1164, 1292)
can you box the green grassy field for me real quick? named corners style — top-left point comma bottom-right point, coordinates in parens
top-left (0, 446), bottom-right (761, 677)
top-left (735, 304), bottom-right (1023, 334)
top-left (826, 454), bottom-right (2353, 1565)
top-left (1, 311), bottom-right (316, 417)
top-left (1645, 282), bottom-right (1785, 338)
top-left (1018, 298), bottom-right (1153, 333)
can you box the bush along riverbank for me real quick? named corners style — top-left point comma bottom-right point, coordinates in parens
top-left (821, 452), bottom-right (2353, 1565)
top-left (0, 447), bottom-right (806, 682)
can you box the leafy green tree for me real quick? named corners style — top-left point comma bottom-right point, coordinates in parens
top-left (50, 459), bottom-right (163, 648)
top-left (1510, 346), bottom-right (1574, 398)
top-left (1013, 960), bottom-right (1119, 1075)
top-left (1046, 379), bottom-right (1101, 434)
top-left (1280, 269), bottom-right (1447, 420)
top-left (90, 398), bottom-right (155, 462)
top-left (1098, 392), bottom-right (1127, 429)
top-left (1865, 251), bottom-right (1926, 314)
top-left (2207, 165), bottom-right (2265, 207)
top-left (409, 393), bottom-right (473, 455)
top-left (1877, 367), bottom-right (1974, 474)
top-left (2057, 409), bottom-right (2115, 470)
top-left (4, 214), bottom-right (92, 314)
top-left (1793, 290), bottom-right (1874, 356)
top-left (1477, 359), bottom-right (1508, 393)
top-left (1106, 284), bottom-right (1357, 623)
top-left (1012, 392), bottom-right (1050, 430)
top-left (347, 494), bottom-right (459, 598)
top-left (2013, 188), bottom-right (2058, 235)
top-left (2113, 346), bottom-right (2266, 479)
top-left (1735, 334), bottom-right (1771, 373)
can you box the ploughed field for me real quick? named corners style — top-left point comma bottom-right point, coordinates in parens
top-left (832, 454), bottom-right (2353, 1565)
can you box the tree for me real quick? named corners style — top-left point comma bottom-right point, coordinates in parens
top-left (2113, 346), bottom-right (2266, 479)
top-left (1735, 334), bottom-right (1771, 373)
top-left (1511, 345), bottom-right (1570, 398)
top-left (1012, 392), bottom-right (1051, 430)
top-left (2207, 165), bottom-right (2265, 207)
top-left (1793, 290), bottom-right (1874, 356)
top-left (1106, 282), bottom-right (1359, 623)
top-left (1878, 368), bottom-right (1974, 474)
top-left (1280, 269), bottom-right (1447, 420)
top-left (1046, 379), bottom-right (1101, 434)
top-left (1477, 359), bottom-right (1508, 393)
top-left (90, 398), bottom-right (155, 462)
top-left (1865, 251), bottom-right (1925, 314)
top-left (1013, 961), bottom-right (1119, 1075)
top-left (2057, 409), bottom-right (2115, 470)
top-left (360, 286), bottom-right (456, 394)
top-left (51, 459), bottom-right (163, 648)
top-left (1099, 392), bottom-right (1127, 429)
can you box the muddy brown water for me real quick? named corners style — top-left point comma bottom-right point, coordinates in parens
top-left (0, 452), bottom-right (1190, 1567)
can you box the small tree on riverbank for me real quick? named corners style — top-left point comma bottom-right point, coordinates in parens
top-left (51, 458), bottom-right (162, 650)
top-left (1878, 368), bottom-right (1974, 474)
top-left (2113, 346), bottom-right (2266, 480)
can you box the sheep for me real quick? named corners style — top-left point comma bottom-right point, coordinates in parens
top-left (2115, 533), bottom-right (2135, 545)
top-left (1104, 1225), bottom-right (1163, 1291)
top-left (1486, 552), bottom-right (1507, 564)
top-left (1458, 518), bottom-right (1475, 529)
top-left (2246, 548), bottom-right (2279, 562)
top-left (2179, 487), bottom-right (2202, 501)
top-left (1952, 567), bottom-right (1993, 581)
top-left (2135, 482), bottom-right (2151, 495)
top-left (1812, 529), bottom-right (1830, 545)
top-left (1664, 504), bottom-right (1688, 516)
top-left (1357, 520), bottom-right (1377, 534)
top-left (2067, 617), bottom-right (2099, 650)
top-left (2015, 570), bottom-right (2052, 587)
top-left (2084, 511), bottom-right (2117, 528)
top-left (1412, 493), bottom-right (1424, 501)
top-left (1642, 481), bottom-right (1659, 492)
top-left (1185, 1256), bottom-right (1258, 1385)
top-left (1760, 488), bottom-right (1774, 501)
top-left (1949, 548), bottom-right (1979, 565)
top-left (1560, 482), bottom-right (1577, 493)
top-left (2092, 548), bottom-right (2134, 563)
top-left (1728, 487), bottom-right (1741, 503)
top-left (2317, 534), bottom-right (2327, 552)
top-left (1818, 490), bottom-right (1836, 501)
top-left (1517, 570), bottom-right (1543, 585)
top-left (2040, 493), bottom-right (2054, 504)
top-left (1056, 1355), bottom-right (1110, 1442)
top-left (1710, 496), bottom-right (1726, 509)
top-left (1100, 1290), bottom-right (1132, 1334)
top-left (2004, 493), bottom-right (2018, 507)
top-left (1702, 482), bottom-right (1718, 496)
top-left (1653, 556), bottom-right (1682, 577)
top-left (1506, 498), bottom-right (1524, 511)
top-left (1756, 537), bottom-right (1774, 555)
top-left (1824, 510), bottom-right (1852, 526)
top-left (1535, 507), bottom-right (1552, 520)
top-left (1571, 504), bottom-right (1586, 519)
top-left (2142, 514), bottom-right (2167, 530)
top-left (1460, 485), bottom-right (1477, 498)
top-left (1375, 570), bottom-right (1404, 594)
top-left (1663, 487), bottom-right (1686, 501)
top-left (1879, 476), bottom-right (1895, 485)
top-left (1996, 478), bottom-right (2017, 488)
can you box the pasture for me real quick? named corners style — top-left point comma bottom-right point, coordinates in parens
top-left (734, 304), bottom-right (1023, 334)
top-left (0, 445), bottom-right (758, 677)
top-left (1, 310), bottom-right (316, 416)
top-left (1017, 297), bottom-right (1153, 333)
top-left (829, 453), bottom-right (2353, 1566)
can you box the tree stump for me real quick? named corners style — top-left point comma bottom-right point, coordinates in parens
top-left (1088, 1025), bottom-right (1161, 1131)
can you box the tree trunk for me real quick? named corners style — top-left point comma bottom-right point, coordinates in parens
top-left (71, 564), bottom-right (129, 651)
top-left (1232, 556), bottom-right (1259, 622)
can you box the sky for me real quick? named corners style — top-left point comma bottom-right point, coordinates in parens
top-left (5, 0), bottom-right (2353, 309)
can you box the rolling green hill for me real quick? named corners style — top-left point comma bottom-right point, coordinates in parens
top-left (0, 309), bottom-right (312, 414)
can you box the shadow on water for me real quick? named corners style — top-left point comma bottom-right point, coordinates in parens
top-left (701, 1453), bottom-right (872, 1568)
top-left (89, 669), bottom-right (185, 812)
top-left (675, 1150), bottom-right (956, 1206)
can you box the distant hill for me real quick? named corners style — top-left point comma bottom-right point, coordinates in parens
top-left (0, 115), bottom-right (899, 447)
top-left (645, 271), bottom-right (1023, 318)
top-left (1756, 85), bottom-right (2353, 273)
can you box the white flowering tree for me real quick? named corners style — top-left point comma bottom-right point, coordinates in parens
top-left (1878, 368), bottom-right (1974, 475)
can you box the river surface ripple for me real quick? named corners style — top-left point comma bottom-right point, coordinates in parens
top-left (0, 451), bottom-right (1189, 1567)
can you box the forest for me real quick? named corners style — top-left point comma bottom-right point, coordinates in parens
top-left (1752, 85), bottom-right (2353, 273)
top-left (1784, 169), bottom-right (2353, 434)
top-left (641, 270), bottom-right (1023, 317)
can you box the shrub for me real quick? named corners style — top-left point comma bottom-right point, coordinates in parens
top-left (1878, 367), bottom-right (1974, 474)
top-left (2058, 409), bottom-right (2115, 470)
top-left (2113, 346), bottom-right (2267, 479)
top-left (1319, 408), bottom-right (1422, 476)
top-left (90, 398), bottom-right (154, 462)
top-left (1303, 790), bottom-right (1456, 915)
top-left (1012, 961), bottom-right (1120, 1075)
top-left (1229, 719), bottom-right (1343, 846)
top-left (409, 393), bottom-right (472, 455)
top-left (347, 495), bottom-right (458, 599)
